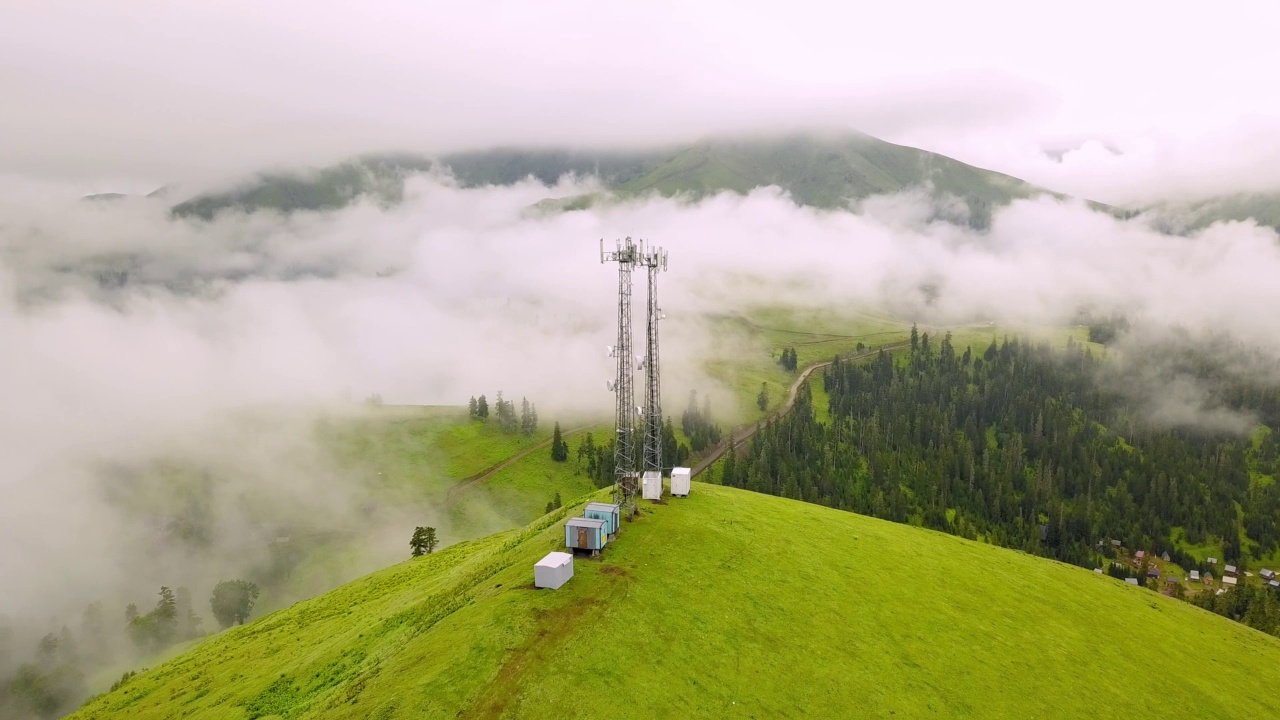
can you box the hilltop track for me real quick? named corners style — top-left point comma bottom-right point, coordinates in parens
top-left (444, 425), bottom-right (593, 505)
top-left (691, 341), bottom-right (909, 478)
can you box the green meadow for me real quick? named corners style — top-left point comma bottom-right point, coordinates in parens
top-left (71, 484), bottom-right (1280, 719)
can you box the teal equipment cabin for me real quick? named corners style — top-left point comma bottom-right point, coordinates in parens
top-left (584, 502), bottom-right (621, 535)
top-left (565, 517), bottom-right (608, 551)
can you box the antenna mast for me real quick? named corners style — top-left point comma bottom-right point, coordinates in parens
top-left (640, 244), bottom-right (668, 478)
top-left (601, 237), bottom-right (640, 517)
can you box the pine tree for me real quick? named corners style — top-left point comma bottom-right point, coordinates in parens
top-left (722, 439), bottom-right (738, 486)
top-left (910, 323), bottom-right (919, 352)
top-left (477, 394), bottom-right (489, 419)
top-left (468, 396), bottom-right (478, 418)
top-left (410, 526), bottom-right (427, 557)
top-left (424, 527), bottom-right (438, 554)
top-left (520, 397), bottom-right (532, 435)
top-left (756, 383), bottom-right (769, 411)
top-left (577, 432), bottom-right (594, 473)
top-left (551, 422), bottom-right (568, 461)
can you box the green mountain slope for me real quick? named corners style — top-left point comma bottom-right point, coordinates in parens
top-left (72, 484), bottom-right (1280, 719)
top-left (1148, 191), bottom-right (1280, 233)
top-left (167, 132), bottom-right (1065, 221)
top-left (616, 132), bottom-right (1037, 211)
top-left (170, 155), bottom-right (434, 220)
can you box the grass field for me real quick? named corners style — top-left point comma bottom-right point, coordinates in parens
top-left (445, 425), bottom-right (610, 541)
top-left (72, 483), bottom-right (1280, 719)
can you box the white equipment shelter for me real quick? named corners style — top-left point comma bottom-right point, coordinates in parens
top-left (642, 470), bottom-right (663, 500)
top-left (671, 467), bottom-right (692, 497)
top-left (534, 551), bottom-right (574, 589)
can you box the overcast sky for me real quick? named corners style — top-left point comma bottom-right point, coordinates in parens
top-left (3, 0), bottom-right (1280, 202)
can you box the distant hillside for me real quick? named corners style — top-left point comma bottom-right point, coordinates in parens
top-left (616, 133), bottom-right (1037, 210)
top-left (1147, 191), bottom-right (1280, 234)
top-left (167, 132), bottom-right (1075, 224)
top-left (170, 155), bottom-right (435, 220)
top-left (71, 484), bottom-right (1280, 719)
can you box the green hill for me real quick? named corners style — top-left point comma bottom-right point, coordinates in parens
top-left (1147, 191), bottom-right (1280, 233)
top-left (71, 483), bottom-right (1280, 719)
top-left (167, 132), bottom-right (1066, 222)
top-left (615, 132), bottom-right (1036, 211)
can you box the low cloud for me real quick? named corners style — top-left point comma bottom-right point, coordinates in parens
top-left (3, 171), bottom-right (1280, 657)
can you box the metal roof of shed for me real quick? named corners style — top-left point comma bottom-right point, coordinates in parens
top-left (585, 502), bottom-right (619, 513)
top-left (566, 516), bottom-right (607, 528)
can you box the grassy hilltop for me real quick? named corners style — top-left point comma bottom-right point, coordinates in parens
top-left (72, 483), bottom-right (1280, 719)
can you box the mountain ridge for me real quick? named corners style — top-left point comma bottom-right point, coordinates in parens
top-left (163, 131), bottom-right (1089, 225)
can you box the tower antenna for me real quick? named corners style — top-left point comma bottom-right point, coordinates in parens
top-left (640, 243), bottom-right (668, 480)
top-left (601, 237), bottom-right (641, 518)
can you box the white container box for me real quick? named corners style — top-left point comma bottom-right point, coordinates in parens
top-left (671, 467), bottom-right (692, 497)
top-left (642, 470), bottom-right (663, 500)
top-left (534, 551), bottom-right (574, 589)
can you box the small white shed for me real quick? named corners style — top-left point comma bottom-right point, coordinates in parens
top-left (671, 467), bottom-right (692, 497)
top-left (534, 551), bottom-right (574, 590)
top-left (642, 470), bottom-right (663, 500)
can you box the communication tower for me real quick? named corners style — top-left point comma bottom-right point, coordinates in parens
top-left (601, 238), bottom-right (641, 516)
top-left (640, 245), bottom-right (668, 477)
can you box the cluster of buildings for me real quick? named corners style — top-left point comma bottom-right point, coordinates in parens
top-left (1101, 540), bottom-right (1280, 595)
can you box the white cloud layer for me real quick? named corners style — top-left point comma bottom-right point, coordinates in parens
top-left (3, 165), bottom-right (1280, 643)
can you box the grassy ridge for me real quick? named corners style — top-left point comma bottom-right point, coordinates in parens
top-left (166, 131), bottom-right (1064, 219)
top-left (617, 132), bottom-right (1037, 211)
top-left (72, 484), bottom-right (1280, 719)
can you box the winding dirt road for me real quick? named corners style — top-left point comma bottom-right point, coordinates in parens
top-left (446, 342), bottom-right (910, 502)
top-left (690, 342), bottom-right (909, 478)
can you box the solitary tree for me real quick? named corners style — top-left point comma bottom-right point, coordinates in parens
top-left (551, 422), bottom-right (568, 461)
top-left (209, 580), bottom-right (260, 629)
top-left (476, 394), bottom-right (489, 420)
top-left (756, 383), bottom-right (769, 411)
top-left (410, 526), bottom-right (427, 556)
top-left (411, 526), bottom-right (438, 556)
top-left (577, 432), bottom-right (595, 473)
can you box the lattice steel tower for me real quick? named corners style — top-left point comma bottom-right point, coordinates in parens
top-left (601, 238), bottom-right (641, 516)
top-left (640, 244), bottom-right (668, 476)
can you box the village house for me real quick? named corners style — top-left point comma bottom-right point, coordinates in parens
top-left (1224, 564), bottom-right (1238, 576)
top-left (1146, 566), bottom-right (1161, 579)
top-left (1203, 573), bottom-right (1214, 585)
top-left (1223, 576), bottom-right (1238, 587)
top-left (1190, 570), bottom-right (1200, 582)
top-left (1161, 551), bottom-right (1171, 562)
top-left (1259, 568), bottom-right (1275, 581)
top-left (1135, 550), bottom-right (1146, 562)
